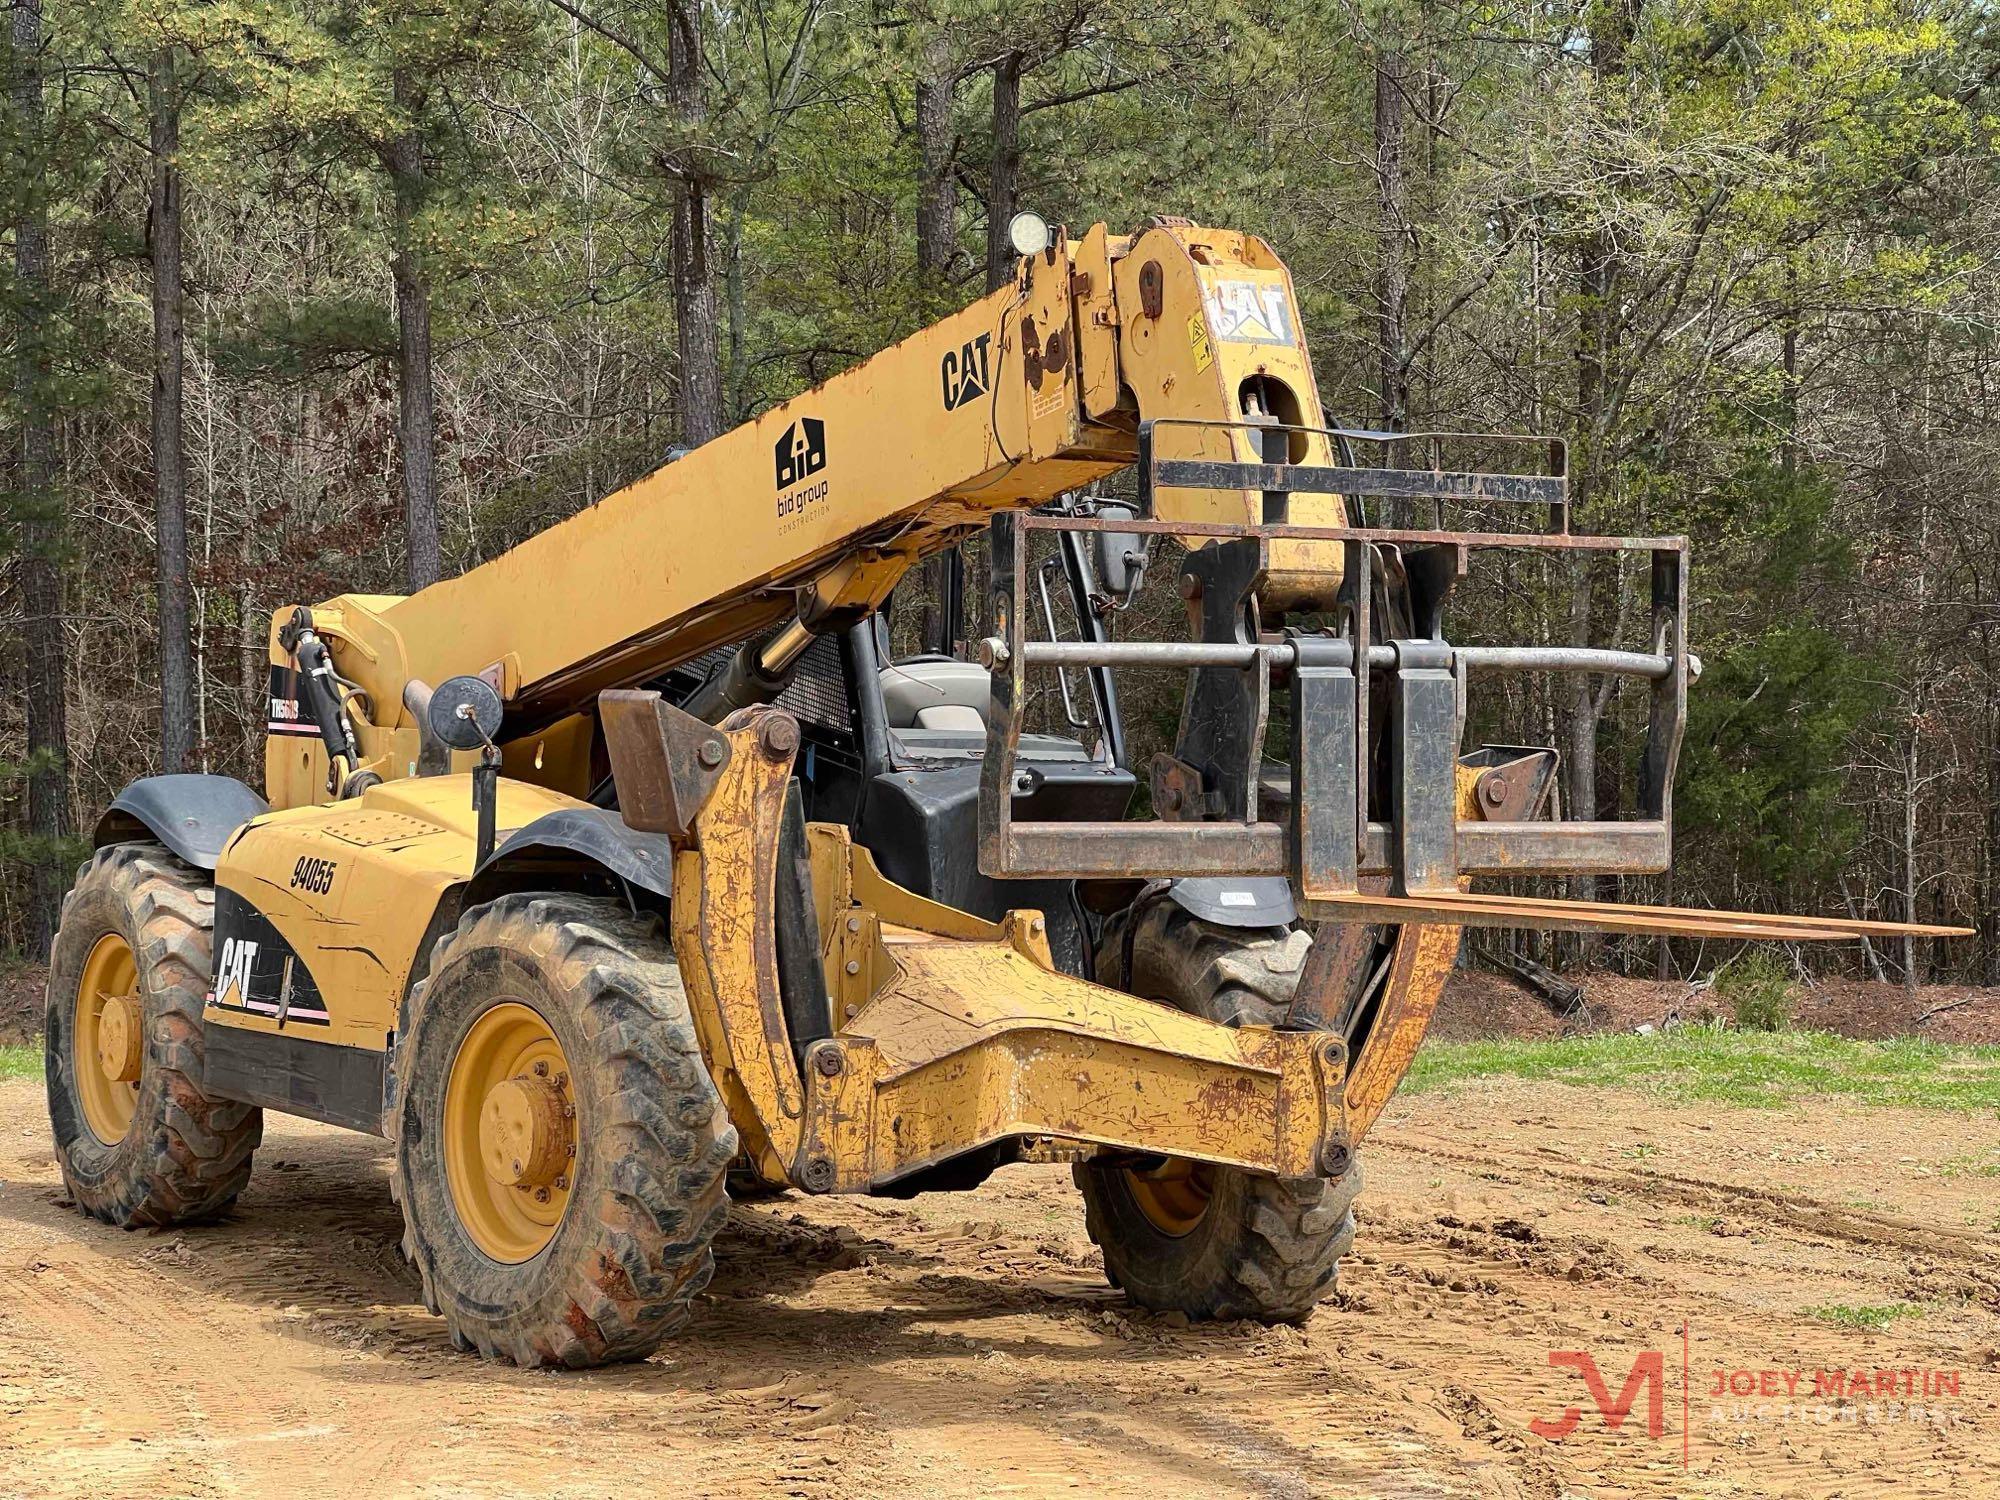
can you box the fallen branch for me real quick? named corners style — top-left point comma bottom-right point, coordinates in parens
top-left (1916, 995), bottom-right (1979, 1025)
top-left (1476, 944), bottom-right (1587, 1016)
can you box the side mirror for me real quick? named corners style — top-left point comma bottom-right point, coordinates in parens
top-left (1089, 501), bottom-right (1148, 600)
top-left (428, 674), bottom-right (503, 752)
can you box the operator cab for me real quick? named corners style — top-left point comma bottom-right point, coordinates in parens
top-left (644, 509), bottom-right (1139, 973)
top-left (875, 654), bottom-right (1103, 766)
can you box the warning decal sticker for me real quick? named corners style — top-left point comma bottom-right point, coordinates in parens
top-left (1188, 312), bottom-right (1213, 373)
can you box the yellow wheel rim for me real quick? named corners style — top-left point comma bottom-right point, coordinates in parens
top-left (443, 1003), bottom-right (578, 1263)
top-left (74, 932), bottom-right (142, 1146)
top-left (1125, 1159), bottom-right (1215, 1238)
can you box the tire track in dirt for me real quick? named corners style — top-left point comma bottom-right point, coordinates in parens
top-left (1379, 1131), bottom-right (2000, 1262)
top-left (1351, 1092), bottom-right (1998, 1497)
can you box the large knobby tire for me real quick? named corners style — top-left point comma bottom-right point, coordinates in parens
top-left (1075, 899), bottom-right (1363, 1322)
top-left (392, 892), bottom-right (737, 1368)
top-left (45, 843), bottom-right (262, 1226)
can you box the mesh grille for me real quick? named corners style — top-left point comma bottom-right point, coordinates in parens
top-left (673, 633), bottom-right (851, 733)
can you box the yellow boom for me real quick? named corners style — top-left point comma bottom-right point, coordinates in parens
top-left (264, 222), bottom-right (1343, 804)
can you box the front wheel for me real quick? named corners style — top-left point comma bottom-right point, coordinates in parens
top-left (392, 893), bottom-right (736, 1367)
top-left (1076, 900), bottom-right (1361, 1322)
top-left (45, 843), bottom-right (262, 1226)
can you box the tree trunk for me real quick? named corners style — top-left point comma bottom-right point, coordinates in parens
top-left (985, 50), bottom-right (1022, 293)
top-left (388, 74), bottom-right (440, 592)
top-left (9, 0), bottom-right (69, 958)
top-left (1373, 47), bottom-right (1409, 435)
top-left (1903, 728), bottom-right (1921, 998)
top-left (1986, 679), bottom-right (2000, 984)
top-left (914, 31), bottom-right (959, 297)
top-left (1561, 0), bottom-right (1638, 960)
top-left (668, 0), bottom-right (722, 446)
top-left (722, 187), bottom-right (749, 421)
top-left (1780, 264), bottom-right (1800, 482)
top-left (150, 46), bottom-right (193, 772)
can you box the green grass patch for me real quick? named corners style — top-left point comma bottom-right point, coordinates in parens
top-left (1805, 1302), bottom-right (1923, 1332)
top-left (1933, 1149), bottom-right (2000, 1179)
top-left (0, 1044), bottom-right (39, 1082)
top-left (1405, 1025), bottom-right (2000, 1110)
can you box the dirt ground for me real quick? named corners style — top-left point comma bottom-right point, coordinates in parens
top-left (3, 1073), bottom-right (1997, 1498)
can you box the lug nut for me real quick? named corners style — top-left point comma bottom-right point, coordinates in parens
top-left (534, 1186), bottom-right (552, 1204)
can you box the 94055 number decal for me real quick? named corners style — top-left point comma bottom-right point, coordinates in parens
top-left (290, 856), bottom-right (337, 895)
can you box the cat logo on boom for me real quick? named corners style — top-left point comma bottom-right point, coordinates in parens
top-left (940, 333), bottom-right (992, 411)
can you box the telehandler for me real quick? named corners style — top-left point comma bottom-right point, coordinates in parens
top-left (46, 218), bottom-right (1957, 1367)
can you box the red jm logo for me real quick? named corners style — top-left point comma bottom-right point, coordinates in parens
top-left (1531, 1350), bottom-right (1667, 1441)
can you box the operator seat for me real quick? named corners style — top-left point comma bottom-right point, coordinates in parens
top-left (879, 655), bottom-right (989, 733)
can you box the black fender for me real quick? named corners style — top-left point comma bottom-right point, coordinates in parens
top-left (464, 807), bottom-right (676, 906)
top-left (95, 774), bottom-right (270, 871)
top-left (1164, 875), bottom-right (1296, 929)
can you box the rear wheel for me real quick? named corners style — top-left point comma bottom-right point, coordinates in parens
top-left (1076, 899), bottom-right (1361, 1322)
top-left (392, 892), bottom-right (736, 1367)
top-left (45, 844), bottom-right (262, 1226)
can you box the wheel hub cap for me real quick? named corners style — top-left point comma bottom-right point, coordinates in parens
top-left (96, 994), bottom-right (143, 1084)
top-left (478, 1076), bottom-right (569, 1188)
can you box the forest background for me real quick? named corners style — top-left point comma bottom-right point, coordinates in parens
top-left (3, 0), bottom-right (1996, 986)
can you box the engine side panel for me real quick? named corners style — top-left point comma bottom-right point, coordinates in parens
top-left (207, 777), bottom-right (591, 1057)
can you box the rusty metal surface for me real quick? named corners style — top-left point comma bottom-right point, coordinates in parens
top-left (1305, 890), bottom-right (1971, 940)
top-left (1343, 921), bottom-right (1461, 1139)
top-left (994, 817), bottom-right (1676, 881)
top-left (669, 707), bottom-right (808, 1185)
top-left (1010, 509), bottom-right (1686, 552)
top-left (597, 689), bottom-right (731, 843)
top-left (685, 768), bottom-right (1354, 1195)
top-left (1463, 747), bottom-right (1558, 822)
top-left (1431, 891), bottom-right (1973, 939)
top-left (1285, 919), bottom-right (1380, 1034)
top-left (795, 934), bottom-right (1347, 1191)
top-left (979, 508), bottom-right (1696, 904)
top-left (1334, 767), bottom-right (1484, 1142)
